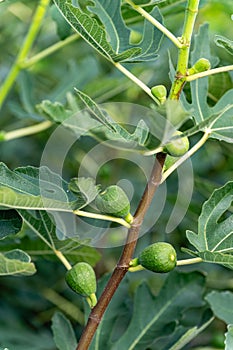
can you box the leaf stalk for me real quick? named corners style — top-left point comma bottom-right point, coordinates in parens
top-left (114, 62), bottom-right (160, 104)
top-left (186, 64), bottom-right (233, 82)
top-left (54, 249), bottom-right (72, 270)
top-left (124, 0), bottom-right (183, 49)
top-left (3, 121), bottom-right (52, 141)
top-left (73, 209), bottom-right (131, 229)
top-left (176, 257), bottom-right (203, 266)
top-left (19, 34), bottom-right (80, 69)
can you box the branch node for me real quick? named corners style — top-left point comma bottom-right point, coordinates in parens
top-left (89, 313), bottom-right (102, 325)
top-left (116, 264), bottom-right (129, 270)
top-left (151, 180), bottom-right (161, 186)
top-left (130, 220), bottom-right (142, 228)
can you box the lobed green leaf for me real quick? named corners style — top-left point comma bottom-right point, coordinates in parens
top-left (54, 0), bottom-right (163, 63)
top-left (17, 209), bottom-right (101, 265)
top-left (181, 24), bottom-right (233, 143)
top-left (215, 35), bottom-right (233, 56)
top-left (75, 89), bottom-right (165, 150)
top-left (168, 316), bottom-right (213, 350)
top-left (186, 182), bottom-right (233, 269)
top-left (51, 312), bottom-right (77, 350)
top-left (225, 325), bottom-right (233, 350)
top-left (0, 162), bottom-right (98, 211)
top-left (205, 291), bottom-right (233, 324)
top-left (0, 249), bottom-right (36, 276)
top-left (112, 271), bottom-right (206, 349)
top-left (198, 251), bottom-right (233, 270)
top-left (54, 0), bottom-right (141, 63)
top-left (0, 209), bottom-right (22, 238)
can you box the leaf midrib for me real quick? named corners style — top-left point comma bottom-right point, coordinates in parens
top-left (128, 282), bottom-right (195, 350)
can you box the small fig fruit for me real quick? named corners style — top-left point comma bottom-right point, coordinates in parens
top-left (164, 131), bottom-right (189, 157)
top-left (151, 85), bottom-right (167, 104)
top-left (95, 185), bottom-right (133, 223)
top-left (163, 154), bottom-right (179, 172)
top-left (188, 58), bottom-right (211, 75)
top-left (130, 30), bottom-right (142, 44)
top-left (65, 262), bottom-right (97, 308)
top-left (137, 242), bottom-right (177, 273)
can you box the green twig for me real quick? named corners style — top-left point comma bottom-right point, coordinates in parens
top-left (169, 0), bottom-right (200, 100)
top-left (20, 33), bottom-right (80, 69)
top-left (186, 64), bottom-right (233, 82)
top-left (2, 121), bottom-right (52, 141)
top-left (124, 0), bottom-right (183, 48)
top-left (0, 0), bottom-right (50, 109)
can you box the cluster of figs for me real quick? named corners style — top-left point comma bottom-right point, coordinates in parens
top-left (66, 128), bottom-right (190, 307)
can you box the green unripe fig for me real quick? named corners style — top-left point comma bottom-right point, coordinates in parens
top-left (188, 58), bottom-right (211, 75)
top-left (151, 85), bottom-right (167, 104)
top-left (65, 262), bottom-right (97, 308)
top-left (95, 185), bottom-right (132, 222)
top-left (164, 131), bottom-right (189, 157)
top-left (163, 155), bottom-right (179, 172)
top-left (137, 242), bottom-right (177, 273)
top-left (130, 30), bottom-right (142, 44)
